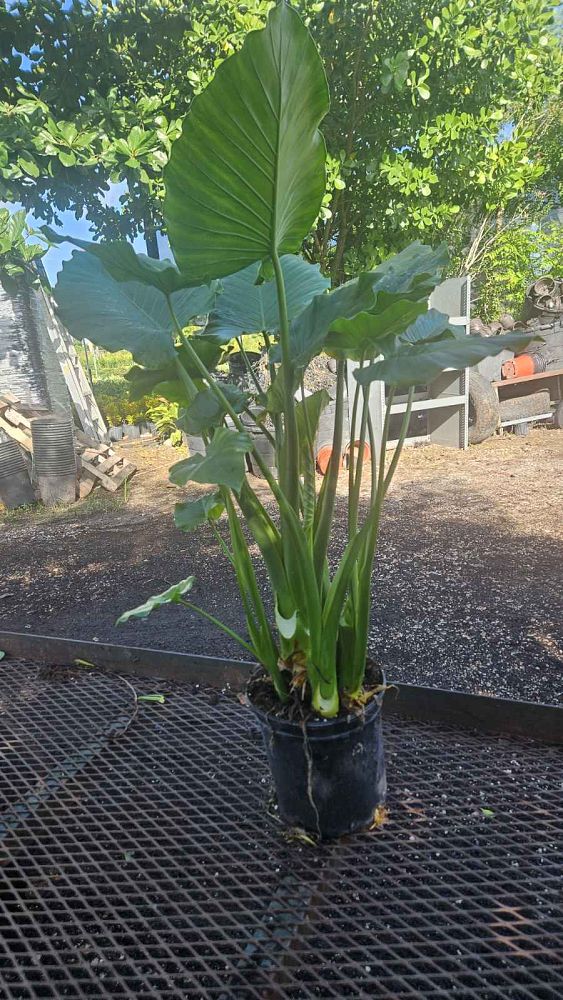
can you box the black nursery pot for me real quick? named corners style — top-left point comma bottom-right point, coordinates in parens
top-left (249, 687), bottom-right (387, 840)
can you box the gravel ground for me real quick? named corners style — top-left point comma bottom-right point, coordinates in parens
top-left (1, 429), bottom-right (562, 705)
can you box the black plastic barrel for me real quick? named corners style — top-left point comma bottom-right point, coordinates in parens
top-left (31, 416), bottom-right (76, 506)
top-left (0, 439), bottom-right (34, 508)
top-left (228, 351), bottom-right (261, 385)
top-left (250, 689), bottom-right (387, 839)
top-left (241, 408), bottom-right (277, 478)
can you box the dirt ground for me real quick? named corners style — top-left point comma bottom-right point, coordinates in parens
top-left (1, 429), bottom-right (562, 704)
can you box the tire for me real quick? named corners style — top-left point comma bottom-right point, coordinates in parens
top-left (553, 400), bottom-right (563, 430)
top-left (468, 372), bottom-right (500, 444)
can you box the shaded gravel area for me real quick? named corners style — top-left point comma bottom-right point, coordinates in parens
top-left (1, 431), bottom-right (562, 705)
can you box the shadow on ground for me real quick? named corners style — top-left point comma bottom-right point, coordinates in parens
top-left (1, 468), bottom-right (561, 704)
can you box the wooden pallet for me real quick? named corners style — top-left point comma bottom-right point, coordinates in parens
top-left (75, 432), bottom-right (136, 496)
top-left (0, 393), bottom-right (34, 451)
top-left (0, 397), bottom-right (136, 497)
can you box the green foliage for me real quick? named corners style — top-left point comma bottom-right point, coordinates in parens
top-left (93, 373), bottom-right (156, 428)
top-left (0, 207), bottom-right (47, 292)
top-left (52, 4), bottom-right (549, 720)
top-left (179, 385), bottom-right (249, 437)
top-left (0, 0), bottom-right (272, 248)
top-left (169, 427), bottom-right (253, 493)
top-left (116, 578), bottom-right (195, 624)
top-left (54, 247), bottom-right (217, 367)
top-left (1, 0), bottom-right (560, 272)
top-left (164, 2), bottom-right (329, 282)
top-left (288, 242), bottom-right (448, 370)
top-left (205, 255), bottom-right (330, 344)
top-left (298, 0), bottom-right (562, 279)
top-left (174, 492), bottom-right (224, 534)
top-left (356, 317), bottom-right (537, 386)
top-left (145, 398), bottom-right (182, 446)
top-left (476, 223), bottom-right (563, 321)
top-left (75, 348), bottom-right (157, 427)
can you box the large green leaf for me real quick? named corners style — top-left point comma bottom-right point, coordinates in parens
top-left (164, 3), bottom-right (329, 283)
top-left (288, 241), bottom-right (448, 369)
top-left (54, 252), bottom-right (218, 368)
top-left (205, 255), bottom-right (330, 343)
top-left (395, 308), bottom-right (459, 346)
top-left (116, 578), bottom-right (195, 625)
top-left (355, 327), bottom-right (540, 387)
top-left (126, 339), bottom-right (224, 401)
top-left (325, 294), bottom-right (427, 359)
top-left (174, 492), bottom-right (224, 533)
top-left (169, 427), bottom-right (252, 492)
top-left (126, 363), bottom-right (182, 400)
top-left (43, 227), bottom-right (188, 294)
top-left (178, 384), bottom-right (249, 435)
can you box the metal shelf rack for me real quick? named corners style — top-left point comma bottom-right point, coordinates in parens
top-left (347, 274), bottom-right (471, 451)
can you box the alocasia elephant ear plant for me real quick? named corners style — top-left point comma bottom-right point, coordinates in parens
top-left (52, 2), bottom-right (536, 720)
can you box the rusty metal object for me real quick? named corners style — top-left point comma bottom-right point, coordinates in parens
top-left (523, 275), bottom-right (563, 321)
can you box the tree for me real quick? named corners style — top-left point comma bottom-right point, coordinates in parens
top-left (296, 0), bottom-right (562, 280)
top-left (0, 0), bottom-right (270, 255)
top-left (473, 221), bottom-right (563, 321)
top-left (1, 0), bottom-right (561, 273)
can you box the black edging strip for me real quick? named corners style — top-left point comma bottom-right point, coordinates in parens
top-left (0, 630), bottom-right (561, 745)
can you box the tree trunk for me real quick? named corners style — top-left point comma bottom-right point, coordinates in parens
top-left (144, 222), bottom-right (160, 259)
top-left (331, 198), bottom-right (349, 286)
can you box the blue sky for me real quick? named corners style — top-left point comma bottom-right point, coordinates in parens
top-left (38, 210), bottom-right (170, 286)
top-left (3, 187), bottom-right (170, 287)
top-left (25, 199), bottom-right (169, 286)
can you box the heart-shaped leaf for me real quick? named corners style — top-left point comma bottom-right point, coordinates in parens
top-left (288, 241), bottom-right (448, 369)
top-left (325, 294), bottom-right (427, 359)
top-left (54, 252), bottom-right (217, 368)
top-left (356, 328), bottom-right (541, 387)
top-left (169, 427), bottom-right (252, 492)
top-left (126, 364), bottom-right (182, 400)
top-left (174, 492), bottom-right (225, 533)
top-left (205, 255), bottom-right (330, 343)
top-left (126, 338), bottom-right (224, 399)
top-left (116, 577), bottom-right (195, 624)
top-left (179, 384), bottom-right (249, 435)
top-left (164, 3), bottom-right (329, 283)
top-left (43, 227), bottom-right (189, 294)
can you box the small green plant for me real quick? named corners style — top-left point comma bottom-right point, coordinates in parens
top-left (145, 398), bottom-right (183, 446)
top-left (0, 208), bottom-right (47, 293)
top-left (52, 3), bottom-right (536, 718)
top-left (74, 348), bottom-right (159, 426)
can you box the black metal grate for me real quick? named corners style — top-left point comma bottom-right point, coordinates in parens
top-left (0, 662), bottom-right (561, 1000)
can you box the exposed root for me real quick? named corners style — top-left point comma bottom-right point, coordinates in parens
top-left (300, 717), bottom-right (321, 839)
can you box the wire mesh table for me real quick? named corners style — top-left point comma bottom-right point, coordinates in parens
top-left (1, 661), bottom-right (561, 999)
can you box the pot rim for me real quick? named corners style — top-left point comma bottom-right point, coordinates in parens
top-left (247, 668), bottom-right (386, 740)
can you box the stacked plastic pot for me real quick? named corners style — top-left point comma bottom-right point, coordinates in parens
top-left (0, 439), bottom-right (34, 509)
top-left (31, 416), bottom-right (77, 506)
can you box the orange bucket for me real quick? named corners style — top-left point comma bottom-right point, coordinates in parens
top-left (316, 445), bottom-right (336, 476)
top-left (501, 355), bottom-right (535, 380)
top-left (343, 440), bottom-right (371, 470)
